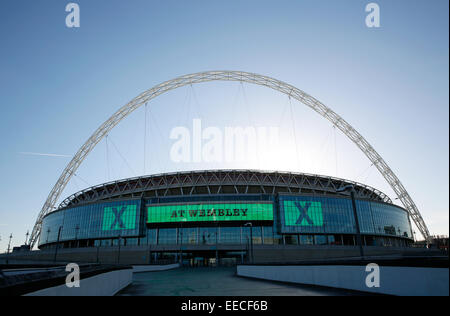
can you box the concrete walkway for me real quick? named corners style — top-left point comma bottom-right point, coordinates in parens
top-left (116, 267), bottom-right (366, 296)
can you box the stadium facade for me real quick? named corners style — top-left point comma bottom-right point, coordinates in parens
top-left (37, 170), bottom-right (414, 265)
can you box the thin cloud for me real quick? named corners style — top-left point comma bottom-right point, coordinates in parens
top-left (19, 152), bottom-right (71, 158)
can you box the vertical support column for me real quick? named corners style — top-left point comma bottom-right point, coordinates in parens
top-left (148, 244), bottom-right (152, 264)
top-left (53, 226), bottom-right (62, 263)
top-left (350, 190), bottom-right (364, 258)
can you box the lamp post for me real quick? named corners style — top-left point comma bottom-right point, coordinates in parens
top-left (244, 223), bottom-right (253, 263)
top-left (25, 231), bottom-right (29, 245)
top-left (245, 236), bottom-right (250, 263)
top-left (7, 234), bottom-right (12, 254)
top-left (5, 234), bottom-right (12, 265)
top-left (336, 185), bottom-right (364, 258)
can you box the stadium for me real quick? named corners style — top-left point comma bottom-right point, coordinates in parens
top-left (36, 169), bottom-right (414, 266)
top-left (17, 71), bottom-right (430, 265)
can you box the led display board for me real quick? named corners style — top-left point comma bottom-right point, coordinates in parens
top-left (102, 204), bottom-right (137, 231)
top-left (147, 202), bottom-right (273, 224)
top-left (283, 200), bottom-right (324, 227)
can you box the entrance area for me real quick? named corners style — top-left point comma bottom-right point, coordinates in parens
top-left (151, 251), bottom-right (247, 267)
top-left (181, 251), bottom-right (217, 267)
top-left (182, 251), bottom-right (247, 267)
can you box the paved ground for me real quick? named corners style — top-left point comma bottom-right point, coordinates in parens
top-left (117, 267), bottom-right (366, 296)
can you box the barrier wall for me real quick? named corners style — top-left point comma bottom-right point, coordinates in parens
top-left (24, 268), bottom-right (133, 296)
top-left (237, 264), bottom-right (449, 296)
top-left (132, 263), bottom-right (180, 273)
top-left (0, 245), bottom-right (439, 265)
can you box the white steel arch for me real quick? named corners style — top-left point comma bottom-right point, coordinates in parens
top-left (29, 71), bottom-right (430, 247)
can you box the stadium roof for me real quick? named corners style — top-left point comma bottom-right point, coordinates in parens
top-left (58, 169), bottom-right (392, 210)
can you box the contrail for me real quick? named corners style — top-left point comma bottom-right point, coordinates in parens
top-left (19, 152), bottom-right (71, 158)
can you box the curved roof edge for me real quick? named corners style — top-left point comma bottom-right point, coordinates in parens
top-left (57, 169), bottom-right (393, 210)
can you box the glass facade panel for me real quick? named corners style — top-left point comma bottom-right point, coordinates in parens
top-left (328, 235), bottom-right (337, 245)
top-left (219, 227), bottom-right (241, 244)
top-left (314, 235), bottom-right (327, 245)
top-left (279, 195), bottom-right (412, 239)
top-left (242, 226), bottom-right (263, 245)
top-left (179, 227), bottom-right (197, 245)
top-left (199, 227), bottom-right (217, 245)
top-left (285, 235), bottom-right (299, 245)
top-left (158, 228), bottom-right (177, 245)
top-left (299, 235), bottom-right (314, 245)
top-left (370, 202), bottom-right (412, 238)
top-left (39, 199), bottom-right (142, 246)
top-left (39, 193), bottom-right (412, 249)
top-left (140, 228), bottom-right (157, 245)
top-left (262, 226), bottom-right (274, 245)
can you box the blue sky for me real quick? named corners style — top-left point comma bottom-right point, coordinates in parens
top-left (0, 0), bottom-right (448, 250)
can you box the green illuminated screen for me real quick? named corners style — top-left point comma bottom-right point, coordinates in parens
top-left (102, 205), bottom-right (137, 231)
top-left (283, 201), bottom-right (323, 227)
top-left (147, 202), bottom-right (273, 224)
